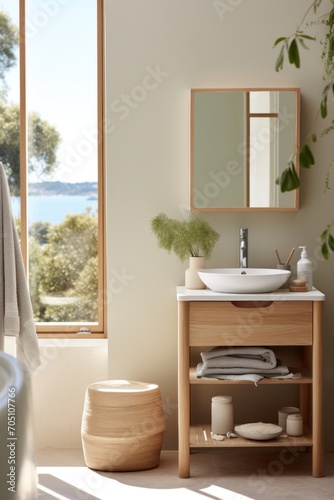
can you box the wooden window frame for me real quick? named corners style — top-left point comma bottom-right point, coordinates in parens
top-left (17, 0), bottom-right (106, 338)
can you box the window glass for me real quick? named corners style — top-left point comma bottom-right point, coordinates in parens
top-left (250, 91), bottom-right (275, 113)
top-left (0, 0), bottom-right (103, 332)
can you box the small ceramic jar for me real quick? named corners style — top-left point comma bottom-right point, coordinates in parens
top-left (286, 413), bottom-right (303, 437)
top-left (211, 395), bottom-right (234, 435)
top-left (278, 406), bottom-right (300, 432)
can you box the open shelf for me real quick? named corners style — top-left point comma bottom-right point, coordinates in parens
top-left (190, 424), bottom-right (312, 448)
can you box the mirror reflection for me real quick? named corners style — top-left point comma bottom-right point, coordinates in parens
top-left (190, 88), bottom-right (300, 211)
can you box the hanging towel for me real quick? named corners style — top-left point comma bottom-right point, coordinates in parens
top-left (0, 161), bottom-right (41, 373)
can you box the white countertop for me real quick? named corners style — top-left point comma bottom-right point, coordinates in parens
top-left (176, 286), bottom-right (325, 301)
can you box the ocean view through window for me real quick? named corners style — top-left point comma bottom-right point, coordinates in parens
top-left (0, 0), bottom-right (105, 336)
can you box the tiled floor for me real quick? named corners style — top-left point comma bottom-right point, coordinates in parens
top-left (36, 448), bottom-right (334, 499)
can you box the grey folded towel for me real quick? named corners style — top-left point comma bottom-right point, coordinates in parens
top-left (199, 346), bottom-right (277, 370)
top-left (195, 346), bottom-right (287, 378)
top-left (196, 360), bottom-right (289, 378)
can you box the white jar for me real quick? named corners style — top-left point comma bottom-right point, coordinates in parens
top-left (286, 413), bottom-right (303, 437)
top-left (278, 406), bottom-right (300, 432)
top-left (211, 396), bottom-right (234, 435)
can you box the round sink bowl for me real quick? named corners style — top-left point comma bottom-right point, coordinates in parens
top-left (198, 268), bottom-right (291, 293)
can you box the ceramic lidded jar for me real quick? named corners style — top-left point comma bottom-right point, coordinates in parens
top-left (211, 395), bottom-right (234, 435)
top-left (286, 413), bottom-right (303, 437)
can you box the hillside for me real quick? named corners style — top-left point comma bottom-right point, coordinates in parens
top-left (28, 181), bottom-right (98, 197)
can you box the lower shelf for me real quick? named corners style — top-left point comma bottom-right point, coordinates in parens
top-left (190, 424), bottom-right (313, 448)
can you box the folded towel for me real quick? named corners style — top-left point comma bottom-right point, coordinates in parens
top-left (199, 346), bottom-right (277, 371)
top-left (196, 360), bottom-right (289, 378)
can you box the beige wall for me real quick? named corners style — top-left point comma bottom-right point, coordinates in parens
top-left (105, 0), bottom-right (334, 451)
top-left (32, 341), bottom-right (108, 449)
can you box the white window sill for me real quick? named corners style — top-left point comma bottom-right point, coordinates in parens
top-left (38, 338), bottom-right (108, 348)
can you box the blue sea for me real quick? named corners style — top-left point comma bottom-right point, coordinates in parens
top-left (11, 195), bottom-right (98, 225)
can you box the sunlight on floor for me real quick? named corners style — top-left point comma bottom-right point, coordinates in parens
top-left (36, 449), bottom-right (334, 500)
top-left (37, 466), bottom-right (254, 500)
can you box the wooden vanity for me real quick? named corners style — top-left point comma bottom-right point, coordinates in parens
top-left (177, 286), bottom-right (325, 478)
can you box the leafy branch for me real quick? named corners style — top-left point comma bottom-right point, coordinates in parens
top-left (273, 0), bottom-right (334, 259)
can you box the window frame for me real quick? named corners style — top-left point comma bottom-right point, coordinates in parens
top-left (17, 0), bottom-right (106, 338)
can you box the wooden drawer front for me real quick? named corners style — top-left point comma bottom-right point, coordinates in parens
top-left (189, 301), bottom-right (312, 346)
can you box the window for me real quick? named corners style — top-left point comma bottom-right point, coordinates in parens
top-left (0, 0), bottom-right (105, 337)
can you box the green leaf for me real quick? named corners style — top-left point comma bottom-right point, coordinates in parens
top-left (297, 34), bottom-right (316, 41)
top-left (299, 144), bottom-right (315, 168)
top-left (277, 168), bottom-right (288, 189)
top-left (328, 233), bottom-right (334, 252)
top-left (320, 228), bottom-right (328, 240)
top-left (275, 45), bottom-right (285, 72)
top-left (273, 36), bottom-right (288, 47)
top-left (280, 163), bottom-right (300, 192)
top-left (321, 95), bottom-right (328, 118)
top-left (288, 39), bottom-right (300, 68)
top-left (311, 133), bottom-right (317, 143)
top-left (297, 38), bottom-right (310, 50)
top-left (321, 241), bottom-right (329, 260)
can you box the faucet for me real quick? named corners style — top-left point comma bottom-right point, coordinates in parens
top-left (239, 228), bottom-right (248, 268)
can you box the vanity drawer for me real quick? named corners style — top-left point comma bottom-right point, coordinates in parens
top-left (189, 301), bottom-right (312, 346)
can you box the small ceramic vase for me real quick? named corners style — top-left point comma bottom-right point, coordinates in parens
top-left (185, 256), bottom-right (206, 289)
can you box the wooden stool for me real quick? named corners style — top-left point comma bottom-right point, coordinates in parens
top-left (81, 380), bottom-right (166, 471)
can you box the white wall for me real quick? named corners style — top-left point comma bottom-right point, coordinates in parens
top-left (105, 0), bottom-right (334, 451)
top-left (32, 341), bottom-right (108, 449)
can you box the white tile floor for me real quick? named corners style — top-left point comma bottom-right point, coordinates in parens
top-left (36, 448), bottom-right (334, 500)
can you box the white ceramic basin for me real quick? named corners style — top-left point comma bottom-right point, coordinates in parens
top-left (198, 268), bottom-right (291, 293)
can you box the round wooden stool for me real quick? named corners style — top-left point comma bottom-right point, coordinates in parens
top-left (81, 380), bottom-right (166, 471)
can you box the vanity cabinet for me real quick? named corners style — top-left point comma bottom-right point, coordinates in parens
top-left (177, 286), bottom-right (325, 478)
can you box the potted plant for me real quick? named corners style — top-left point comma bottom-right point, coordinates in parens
top-left (151, 213), bottom-right (220, 288)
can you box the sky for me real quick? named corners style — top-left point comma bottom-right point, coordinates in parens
top-left (0, 0), bottom-right (98, 183)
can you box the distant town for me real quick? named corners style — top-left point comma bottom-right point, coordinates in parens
top-left (28, 181), bottom-right (98, 198)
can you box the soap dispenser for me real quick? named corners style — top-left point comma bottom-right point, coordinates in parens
top-left (297, 246), bottom-right (313, 291)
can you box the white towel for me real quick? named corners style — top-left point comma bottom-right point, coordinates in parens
top-left (0, 161), bottom-right (40, 373)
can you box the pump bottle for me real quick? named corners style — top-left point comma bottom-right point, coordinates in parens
top-left (297, 246), bottom-right (313, 291)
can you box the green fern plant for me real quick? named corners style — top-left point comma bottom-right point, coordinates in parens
top-left (151, 213), bottom-right (220, 262)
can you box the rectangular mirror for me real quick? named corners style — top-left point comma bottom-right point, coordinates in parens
top-left (190, 88), bottom-right (300, 211)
